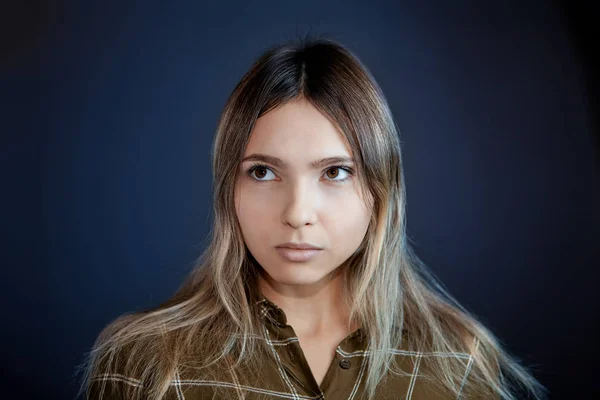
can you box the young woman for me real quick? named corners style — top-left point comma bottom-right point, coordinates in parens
top-left (79, 37), bottom-right (548, 400)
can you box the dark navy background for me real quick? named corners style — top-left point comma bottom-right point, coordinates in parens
top-left (1, 1), bottom-right (598, 398)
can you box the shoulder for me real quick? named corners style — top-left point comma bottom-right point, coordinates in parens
top-left (456, 333), bottom-right (502, 400)
top-left (87, 339), bottom-right (146, 400)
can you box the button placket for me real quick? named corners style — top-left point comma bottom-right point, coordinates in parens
top-left (281, 362), bottom-right (320, 397)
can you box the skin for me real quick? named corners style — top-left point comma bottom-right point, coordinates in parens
top-left (234, 98), bottom-right (373, 341)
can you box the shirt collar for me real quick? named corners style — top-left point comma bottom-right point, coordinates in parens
top-left (256, 294), bottom-right (288, 327)
top-left (255, 294), bottom-right (367, 342)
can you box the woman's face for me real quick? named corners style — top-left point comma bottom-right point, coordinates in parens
top-left (234, 98), bottom-right (373, 290)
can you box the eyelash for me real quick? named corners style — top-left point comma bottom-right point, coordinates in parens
top-left (245, 163), bottom-right (355, 184)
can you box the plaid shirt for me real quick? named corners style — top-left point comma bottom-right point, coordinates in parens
top-left (89, 296), bottom-right (489, 399)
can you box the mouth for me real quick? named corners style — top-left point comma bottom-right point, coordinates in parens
top-left (275, 242), bottom-right (323, 250)
top-left (275, 247), bottom-right (323, 262)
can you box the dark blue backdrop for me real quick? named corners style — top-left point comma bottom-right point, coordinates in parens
top-left (1, 1), bottom-right (598, 398)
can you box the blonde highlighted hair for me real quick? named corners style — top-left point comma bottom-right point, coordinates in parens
top-left (77, 36), bottom-right (547, 400)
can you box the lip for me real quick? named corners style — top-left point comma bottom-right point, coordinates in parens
top-left (276, 242), bottom-right (323, 250)
top-left (275, 247), bottom-right (323, 262)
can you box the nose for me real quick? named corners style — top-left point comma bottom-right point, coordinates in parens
top-left (280, 178), bottom-right (318, 228)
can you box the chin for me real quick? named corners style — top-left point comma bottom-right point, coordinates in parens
top-left (265, 267), bottom-right (333, 286)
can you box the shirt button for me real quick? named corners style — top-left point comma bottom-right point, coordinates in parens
top-left (339, 358), bottom-right (351, 369)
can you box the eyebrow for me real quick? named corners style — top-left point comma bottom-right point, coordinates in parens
top-left (240, 154), bottom-right (355, 169)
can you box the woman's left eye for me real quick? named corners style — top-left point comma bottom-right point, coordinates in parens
top-left (323, 166), bottom-right (352, 181)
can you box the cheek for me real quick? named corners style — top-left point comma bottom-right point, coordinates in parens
top-left (235, 190), bottom-right (271, 244)
top-left (238, 207), bottom-right (269, 241)
top-left (236, 189), bottom-right (271, 222)
top-left (325, 198), bottom-right (371, 244)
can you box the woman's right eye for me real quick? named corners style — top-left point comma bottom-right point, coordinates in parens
top-left (246, 164), bottom-right (276, 182)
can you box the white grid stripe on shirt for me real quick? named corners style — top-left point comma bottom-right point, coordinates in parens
top-left (173, 367), bottom-right (186, 399)
top-left (347, 343), bottom-right (370, 400)
top-left (92, 373), bottom-right (143, 388)
top-left (262, 323), bottom-right (302, 400)
top-left (456, 337), bottom-right (479, 399)
top-left (406, 351), bottom-right (423, 399)
top-left (171, 379), bottom-right (318, 399)
top-left (336, 346), bottom-right (471, 360)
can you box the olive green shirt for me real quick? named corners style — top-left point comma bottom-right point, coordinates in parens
top-left (89, 296), bottom-right (489, 399)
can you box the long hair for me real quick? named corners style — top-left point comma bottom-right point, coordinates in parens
top-left (77, 36), bottom-right (547, 400)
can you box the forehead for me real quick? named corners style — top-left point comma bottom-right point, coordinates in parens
top-left (244, 99), bottom-right (352, 159)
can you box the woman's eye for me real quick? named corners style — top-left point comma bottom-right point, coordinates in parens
top-left (249, 166), bottom-right (276, 181)
top-left (324, 167), bottom-right (351, 181)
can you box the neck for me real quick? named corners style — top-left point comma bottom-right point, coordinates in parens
top-left (258, 268), bottom-right (356, 337)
